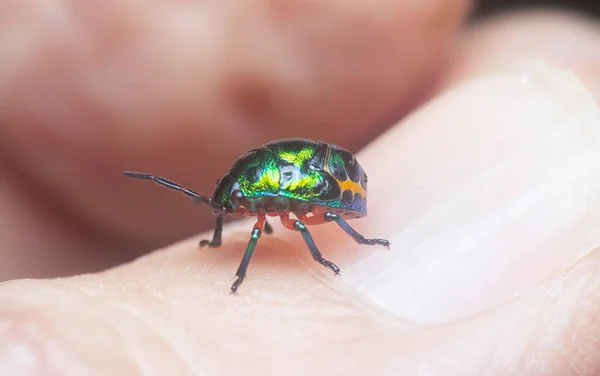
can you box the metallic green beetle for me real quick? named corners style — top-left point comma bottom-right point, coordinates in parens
top-left (123, 139), bottom-right (389, 292)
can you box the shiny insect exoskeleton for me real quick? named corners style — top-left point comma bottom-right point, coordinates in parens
top-left (123, 139), bottom-right (389, 292)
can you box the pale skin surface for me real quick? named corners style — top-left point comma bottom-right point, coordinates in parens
top-left (1, 1), bottom-right (600, 375)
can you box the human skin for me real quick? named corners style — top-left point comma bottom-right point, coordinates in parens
top-left (1, 1), bottom-right (600, 375)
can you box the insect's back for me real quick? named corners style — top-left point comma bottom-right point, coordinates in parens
top-left (213, 139), bottom-right (368, 217)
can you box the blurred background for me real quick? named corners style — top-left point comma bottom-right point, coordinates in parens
top-left (1, 0), bottom-right (599, 282)
top-left (474, 0), bottom-right (600, 17)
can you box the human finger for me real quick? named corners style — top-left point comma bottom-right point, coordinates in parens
top-left (2, 57), bottom-right (599, 374)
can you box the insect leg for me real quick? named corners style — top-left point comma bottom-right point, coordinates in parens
top-left (122, 171), bottom-right (226, 213)
top-left (324, 212), bottom-right (390, 248)
top-left (280, 214), bottom-right (340, 275)
top-left (264, 220), bottom-right (273, 235)
top-left (231, 214), bottom-right (266, 292)
top-left (200, 216), bottom-right (224, 247)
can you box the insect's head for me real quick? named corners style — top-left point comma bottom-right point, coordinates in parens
top-left (212, 174), bottom-right (248, 217)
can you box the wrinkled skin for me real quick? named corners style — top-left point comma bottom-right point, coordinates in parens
top-left (2, 1), bottom-right (600, 374)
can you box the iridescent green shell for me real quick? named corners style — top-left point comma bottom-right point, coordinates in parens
top-left (212, 139), bottom-right (368, 217)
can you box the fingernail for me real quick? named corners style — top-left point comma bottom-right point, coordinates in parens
top-left (327, 60), bottom-right (600, 325)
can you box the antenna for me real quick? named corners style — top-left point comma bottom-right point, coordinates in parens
top-left (122, 171), bottom-right (227, 214)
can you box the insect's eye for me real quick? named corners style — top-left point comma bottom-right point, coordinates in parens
top-left (231, 189), bottom-right (245, 206)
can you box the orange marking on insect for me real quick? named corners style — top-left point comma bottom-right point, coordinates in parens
top-left (338, 179), bottom-right (366, 197)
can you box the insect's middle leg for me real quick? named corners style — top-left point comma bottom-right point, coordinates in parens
top-left (200, 216), bottom-right (224, 247)
top-left (264, 220), bottom-right (273, 235)
top-left (280, 213), bottom-right (340, 275)
top-left (303, 212), bottom-right (390, 248)
top-left (231, 213), bottom-right (266, 293)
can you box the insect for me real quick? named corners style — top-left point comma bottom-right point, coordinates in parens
top-left (123, 139), bottom-right (389, 292)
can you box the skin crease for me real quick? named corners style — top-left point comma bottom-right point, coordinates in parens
top-left (1, 1), bottom-right (600, 376)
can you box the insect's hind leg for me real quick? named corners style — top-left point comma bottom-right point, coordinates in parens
top-left (280, 214), bottom-right (340, 275)
top-left (323, 212), bottom-right (390, 248)
top-left (200, 216), bottom-right (224, 247)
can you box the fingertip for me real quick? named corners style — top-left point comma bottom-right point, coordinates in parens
top-left (324, 60), bottom-right (600, 324)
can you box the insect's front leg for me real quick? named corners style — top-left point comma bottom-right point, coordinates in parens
top-left (200, 216), bottom-right (224, 247)
top-left (231, 214), bottom-right (267, 292)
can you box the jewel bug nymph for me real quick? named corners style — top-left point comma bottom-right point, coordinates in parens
top-left (123, 139), bottom-right (390, 292)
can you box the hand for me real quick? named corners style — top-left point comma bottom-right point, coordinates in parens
top-left (1, 2), bottom-right (600, 374)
